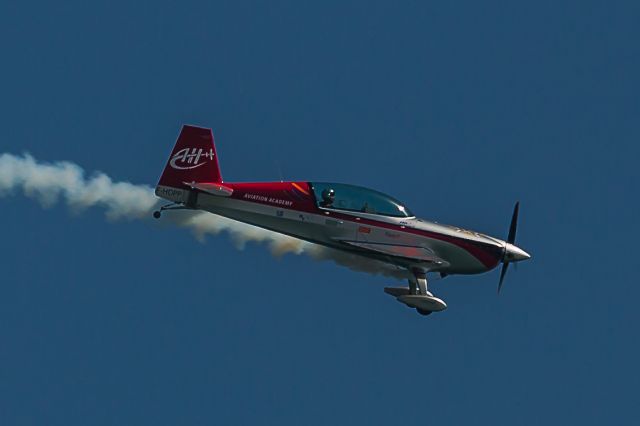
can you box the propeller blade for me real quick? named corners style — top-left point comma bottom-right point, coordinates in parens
top-left (498, 262), bottom-right (510, 293)
top-left (507, 201), bottom-right (520, 244)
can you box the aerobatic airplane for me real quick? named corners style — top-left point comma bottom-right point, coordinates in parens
top-left (154, 125), bottom-right (531, 316)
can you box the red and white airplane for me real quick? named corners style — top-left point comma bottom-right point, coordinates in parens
top-left (154, 125), bottom-right (531, 316)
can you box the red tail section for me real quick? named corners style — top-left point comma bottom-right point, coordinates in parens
top-left (157, 125), bottom-right (222, 190)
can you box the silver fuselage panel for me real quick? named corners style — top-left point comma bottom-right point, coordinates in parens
top-left (194, 191), bottom-right (503, 274)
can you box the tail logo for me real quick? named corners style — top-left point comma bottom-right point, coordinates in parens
top-left (170, 148), bottom-right (215, 170)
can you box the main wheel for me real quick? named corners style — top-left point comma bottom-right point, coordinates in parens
top-left (153, 211), bottom-right (161, 219)
top-left (416, 308), bottom-right (432, 316)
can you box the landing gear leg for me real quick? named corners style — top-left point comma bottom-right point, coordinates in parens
top-left (409, 276), bottom-right (417, 295)
top-left (411, 269), bottom-right (430, 296)
top-left (411, 269), bottom-right (435, 316)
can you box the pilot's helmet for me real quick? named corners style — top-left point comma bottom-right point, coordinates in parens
top-left (321, 188), bottom-right (335, 202)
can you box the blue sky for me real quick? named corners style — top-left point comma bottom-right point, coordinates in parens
top-left (1, 1), bottom-right (638, 424)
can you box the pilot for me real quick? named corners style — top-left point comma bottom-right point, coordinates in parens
top-left (361, 202), bottom-right (374, 213)
top-left (320, 188), bottom-right (335, 208)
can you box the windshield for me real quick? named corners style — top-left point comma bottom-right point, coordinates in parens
top-left (310, 182), bottom-right (413, 218)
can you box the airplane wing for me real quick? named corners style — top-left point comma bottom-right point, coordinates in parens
top-left (341, 241), bottom-right (449, 266)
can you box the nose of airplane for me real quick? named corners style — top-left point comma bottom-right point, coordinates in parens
top-left (503, 243), bottom-right (531, 262)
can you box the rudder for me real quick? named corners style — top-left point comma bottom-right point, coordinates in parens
top-left (156, 125), bottom-right (222, 202)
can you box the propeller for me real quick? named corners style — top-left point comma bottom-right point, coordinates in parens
top-left (498, 201), bottom-right (520, 293)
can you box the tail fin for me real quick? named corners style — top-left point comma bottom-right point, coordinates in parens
top-left (155, 125), bottom-right (222, 202)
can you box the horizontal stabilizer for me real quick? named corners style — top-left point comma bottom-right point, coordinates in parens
top-left (183, 181), bottom-right (233, 197)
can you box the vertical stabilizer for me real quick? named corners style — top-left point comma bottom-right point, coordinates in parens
top-left (156, 125), bottom-right (222, 202)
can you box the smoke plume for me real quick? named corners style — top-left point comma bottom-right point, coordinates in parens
top-left (0, 153), bottom-right (408, 280)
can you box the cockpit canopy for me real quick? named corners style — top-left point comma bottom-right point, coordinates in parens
top-left (310, 182), bottom-right (413, 218)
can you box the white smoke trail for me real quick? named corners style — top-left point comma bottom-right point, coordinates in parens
top-left (0, 153), bottom-right (409, 280)
top-left (0, 153), bottom-right (158, 220)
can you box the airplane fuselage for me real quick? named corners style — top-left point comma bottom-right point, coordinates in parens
top-left (160, 181), bottom-right (506, 275)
